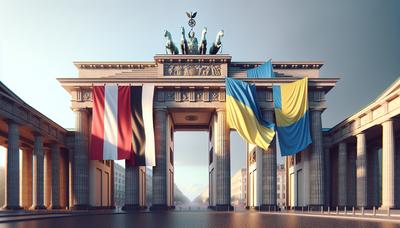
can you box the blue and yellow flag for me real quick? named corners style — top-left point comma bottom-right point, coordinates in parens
top-left (226, 78), bottom-right (275, 150)
top-left (273, 77), bottom-right (312, 156)
top-left (246, 59), bottom-right (275, 78)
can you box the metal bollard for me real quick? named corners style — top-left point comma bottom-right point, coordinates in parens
top-left (387, 208), bottom-right (391, 216)
top-left (328, 206), bottom-right (330, 214)
top-left (302, 206), bottom-right (304, 213)
top-left (344, 206), bottom-right (347, 215)
top-left (352, 207), bottom-right (355, 216)
top-left (373, 206), bottom-right (376, 216)
top-left (336, 206), bottom-right (339, 215)
top-left (361, 207), bottom-right (364, 216)
top-left (321, 206), bottom-right (323, 214)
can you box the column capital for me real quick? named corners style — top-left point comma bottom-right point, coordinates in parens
top-left (309, 108), bottom-right (324, 112)
top-left (216, 107), bottom-right (226, 113)
top-left (7, 118), bottom-right (21, 126)
top-left (71, 107), bottom-right (89, 113)
top-left (32, 131), bottom-right (43, 137)
top-left (382, 118), bottom-right (394, 126)
top-left (154, 106), bottom-right (168, 113)
top-left (356, 131), bottom-right (365, 138)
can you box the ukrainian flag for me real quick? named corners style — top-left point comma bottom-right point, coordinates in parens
top-left (273, 77), bottom-right (312, 156)
top-left (226, 78), bottom-right (275, 150)
top-left (246, 59), bottom-right (275, 78)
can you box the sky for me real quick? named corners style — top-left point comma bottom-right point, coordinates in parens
top-left (0, 0), bottom-right (399, 200)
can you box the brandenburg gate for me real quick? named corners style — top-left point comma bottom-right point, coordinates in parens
top-left (57, 54), bottom-right (337, 210)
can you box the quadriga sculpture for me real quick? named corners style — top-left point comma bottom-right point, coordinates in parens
top-left (209, 30), bottom-right (224, 55)
top-left (198, 27), bottom-right (207, 55)
top-left (164, 30), bottom-right (179, 55)
top-left (180, 27), bottom-right (189, 55)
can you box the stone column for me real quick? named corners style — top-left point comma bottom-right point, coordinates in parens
top-left (215, 108), bottom-right (232, 211)
top-left (51, 143), bottom-right (61, 209)
top-left (150, 108), bottom-right (168, 210)
top-left (382, 119), bottom-right (395, 209)
top-left (356, 132), bottom-right (367, 208)
top-left (32, 134), bottom-right (46, 209)
top-left (323, 147), bottom-right (331, 207)
top-left (44, 150), bottom-right (52, 208)
top-left (21, 149), bottom-right (33, 209)
top-left (309, 110), bottom-right (325, 207)
top-left (72, 108), bottom-right (89, 209)
top-left (260, 110), bottom-right (277, 210)
top-left (122, 161), bottom-right (141, 210)
top-left (4, 120), bottom-right (22, 209)
top-left (338, 142), bottom-right (347, 207)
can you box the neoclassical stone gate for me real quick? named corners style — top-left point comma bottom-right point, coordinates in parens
top-left (58, 54), bottom-right (337, 210)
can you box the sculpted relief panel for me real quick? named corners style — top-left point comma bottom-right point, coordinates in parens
top-left (164, 64), bottom-right (221, 76)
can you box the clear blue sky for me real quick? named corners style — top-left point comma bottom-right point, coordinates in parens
top-left (0, 0), bottom-right (399, 200)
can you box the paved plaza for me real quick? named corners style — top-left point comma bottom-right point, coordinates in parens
top-left (0, 211), bottom-right (400, 228)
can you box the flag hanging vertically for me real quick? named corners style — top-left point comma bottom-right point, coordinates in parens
top-left (90, 85), bottom-right (133, 160)
top-left (246, 59), bottom-right (275, 78)
top-left (226, 78), bottom-right (275, 150)
top-left (130, 84), bottom-right (156, 166)
top-left (273, 77), bottom-right (312, 156)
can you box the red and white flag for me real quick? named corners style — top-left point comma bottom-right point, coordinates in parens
top-left (90, 85), bottom-right (132, 160)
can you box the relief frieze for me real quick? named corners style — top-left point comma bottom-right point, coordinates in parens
top-left (164, 64), bottom-right (221, 76)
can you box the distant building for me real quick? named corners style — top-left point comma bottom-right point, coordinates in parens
top-left (114, 163), bottom-right (125, 208)
top-left (231, 168), bottom-right (247, 207)
top-left (277, 164), bottom-right (286, 208)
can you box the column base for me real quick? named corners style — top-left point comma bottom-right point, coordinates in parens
top-left (258, 204), bottom-right (278, 211)
top-left (308, 205), bottom-right (325, 211)
top-left (51, 205), bottom-right (63, 209)
top-left (31, 205), bottom-right (47, 210)
top-left (150, 204), bottom-right (170, 211)
top-left (3, 205), bottom-right (23, 210)
top-left (89, 206), bottom-right (117, 210)
top-left (214, 204), bottom-right (233, 211)
top-left (71, 204), bottom-right (90, 210)
top-left (122, 204), bottom-right (147, 211)
top-left (380, 205), bottom-right (396, 210)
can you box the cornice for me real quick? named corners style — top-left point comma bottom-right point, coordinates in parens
top-left (230, 61), bottom-right (324, 70)
top-left (57, 77), bottom-right (339, 93)
top-left (74, 62), bottom-right (157, 70)
top-left (326, 78), bottom-right (400, 137)
top-left (154, 54), bottom-right (232, 64)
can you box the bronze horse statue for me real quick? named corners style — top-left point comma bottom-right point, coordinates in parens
top-left (198, 27), bottom-right (207, 55)
top-left (209, 30), bottom-right (224, 55)
top-left (164, 30), bottom-right (179, 55)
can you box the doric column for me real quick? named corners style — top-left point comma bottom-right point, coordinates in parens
top-left (323, 147), bottom-right (331, 207)
top-left (356, 132), bottom-right (367, 208)
top-left (215, 108), bottom-right (232, 211)
top-left (338, 142), bottom-right (347, 207)
top-left (72, 108), bottom-right (89, 209)
top-left (150, 108), bottom-right (168, 210)
top-left (21, 149), bottom-right (33, 209)
top-left (4, 120), bottom-right (22, 209)
top-left (309, 110), bottom-right (324, 207)
top-left (260, 110), bottom-right (276, 210)
top-left (51, 143), bottom-right (61, 209)
top-left (382, 119), bottom-right (395, 209)
top-left (122, 161), bottom-right (141, 210)
top-left (32, 134), bottom-right (46, 209)
top-left (44, 150), bottom-right (51, 207)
